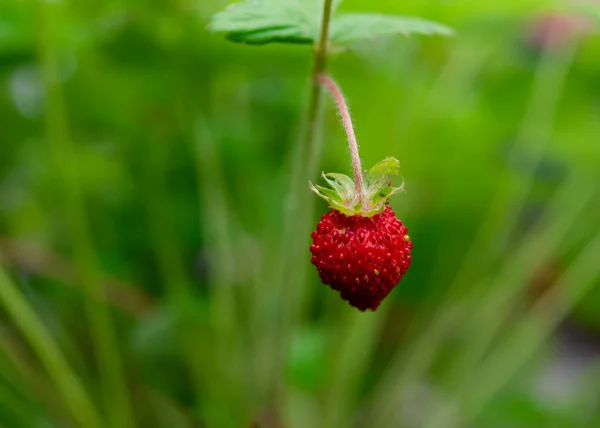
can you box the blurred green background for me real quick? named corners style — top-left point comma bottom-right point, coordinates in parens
top-left (1, 0), bottom-right (600, 427)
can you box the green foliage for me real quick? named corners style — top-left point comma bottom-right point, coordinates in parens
top-left (330, 13), bottom-right (454, 45)
top-left (208, 0), bottom-right (453, 46)
top-left (207, 0), bottom-right (319, 45)
top-left (2, 0), bottom-right (600, 428)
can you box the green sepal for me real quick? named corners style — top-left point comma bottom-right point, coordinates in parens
top-left (309, 156), bottom-right (405, 217)
top-left (310, 183), bottom-right (341, 203)
top-left (309, 180), bottom-right (356, 216)
top-left (364, 157), bottom-right (405, 210)
top-left (321, 172), bottom-right (354, 205)
top-left (366, 157), bottom-right (400, 193)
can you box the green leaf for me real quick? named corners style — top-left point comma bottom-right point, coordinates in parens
top-left (330, 13), bottom-right (454, 45)
top-left (207, 0), bottom-right (315, 45)
top-left (208, 0), bottom-right (343, 45)
top-left (224, 26), bottom-right (313, 45)
top-left (208, 3), bottom-right (452, 47)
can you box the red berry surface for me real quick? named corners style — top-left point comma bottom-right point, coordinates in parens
top-left (310, 206), bottom-right (412, 311)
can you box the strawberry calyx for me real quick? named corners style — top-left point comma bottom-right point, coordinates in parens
top-left (309, 156), bottom-right (405, 217)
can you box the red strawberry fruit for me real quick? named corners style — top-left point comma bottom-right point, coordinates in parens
top-left (309, 157), bottom-right (412, 311)
top-left (310, 74), bottom-right (411, 311)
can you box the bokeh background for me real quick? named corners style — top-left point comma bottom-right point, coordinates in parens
top-left (1, 0), bottom-right (600, 427)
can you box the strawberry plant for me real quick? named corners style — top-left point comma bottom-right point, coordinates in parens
top-left (308, 75), bottom-right (411, 311)
top-left (209, 0), bottom-right (451, 310)
top-left (4, 1), bottom-right (600, 428)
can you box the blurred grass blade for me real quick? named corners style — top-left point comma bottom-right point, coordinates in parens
top-left (439, 40), bottom-right (577, 304)
top-left (0, 239), bottom-right (154, 318)
top-left (0, 323), bottom-right (69, 421)
top-left (422, 43), bottom-right (580, 427)
top-left (436, 172), bottom-right (592, 384)
top-left (191, 116), bottom-right (247, 425)
top-left (37, 2), bottom-right (135, 427)
top-left (372, 164), bottom-right (590, 427)
top-left (364, 41), bottom-right (493, 425)
top-left (570, 358), bottom-right (600, 426)
top-left (0, 377), bottom-right (38, 426)
top-left (321, 307), bottom-right (388, 428)
top-left (0, 325), bottom-right (39, 400)
top-left (0, 268), bottom-right (103, 428)
top-left (458, 231), bottom-right (600, 426)
top-left (142, 130), bottom-right (190, 295)
top-left (370, 40), bottom-right (578, 427)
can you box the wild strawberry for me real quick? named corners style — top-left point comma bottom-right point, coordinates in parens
top-left (309, 157), bottom-right (411, 311)
top-left (310, 74), bottom-right (411, 311)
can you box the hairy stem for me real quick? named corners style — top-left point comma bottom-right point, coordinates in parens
top-left (316, 73), bottom-right (364, 202)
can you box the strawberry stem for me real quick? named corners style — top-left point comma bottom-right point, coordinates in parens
top-left (316, 73), bottom-right (365, 206)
